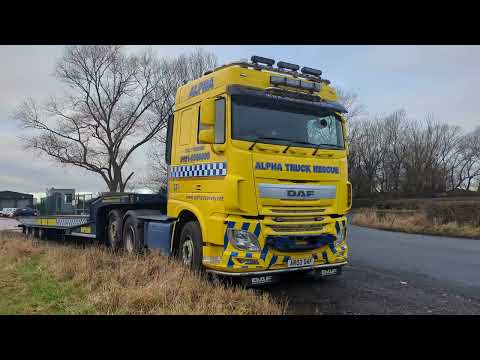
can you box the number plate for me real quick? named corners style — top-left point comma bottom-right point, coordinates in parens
top-left (287, 258), bottom-right (314, 268)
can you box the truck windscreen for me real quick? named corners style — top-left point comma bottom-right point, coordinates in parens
top-left (231, 95), bottom-right (345, 150)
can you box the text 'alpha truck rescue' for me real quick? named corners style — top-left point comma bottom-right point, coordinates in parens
top-left (19, 56), bottom-right (352, 286)
top-left (165, 56), bottom-right (352, 284)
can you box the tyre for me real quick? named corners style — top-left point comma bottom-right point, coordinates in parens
top-left (39, 228), bottom-right (47, 240)
top-left (178, 221), bottom-right (203, 271)
top-left (122, 215), bottom-right (145, 254)
top-left (107, 209), bottom-right (124, 250)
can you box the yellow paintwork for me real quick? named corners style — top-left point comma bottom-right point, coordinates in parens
top-left (80, 226), bottom-right (91, 234)
top-left (168, 63), bottom-right (350, 274)
top-left (36, 218), bottom-right (57, 226)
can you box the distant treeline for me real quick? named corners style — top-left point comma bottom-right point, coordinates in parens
top-left (347, 109), bottom-right (480, 198)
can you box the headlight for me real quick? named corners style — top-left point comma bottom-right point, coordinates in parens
top-left (226, 229), bottom-right (261, 252)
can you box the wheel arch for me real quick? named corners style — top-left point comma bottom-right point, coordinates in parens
top-left (172, 208), bottom-right (204, 254)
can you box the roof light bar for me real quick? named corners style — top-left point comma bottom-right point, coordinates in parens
top-left (270, 75), bottom-right (322, 92)
top-left (277, 61), bottom-right (300, 72)
top-left (301, 67), bottom-right (322, 77)
top-left (251, 56), bottom-right (275, 67)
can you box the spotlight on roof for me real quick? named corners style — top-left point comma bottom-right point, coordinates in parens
top-left (251, 56), bottom-right (275, 67)
top-left (277, 61), bottom-right (300, 72)
top-left (301, 67), bottom-right (322, 77)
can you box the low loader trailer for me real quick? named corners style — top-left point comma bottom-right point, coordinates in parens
top-left (19, 56), bottom-right (352, 286)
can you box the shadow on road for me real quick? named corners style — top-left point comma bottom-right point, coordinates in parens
top-left (259, 264), bottom-right (480, 315)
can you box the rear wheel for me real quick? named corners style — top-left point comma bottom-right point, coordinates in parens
top-left (122, 216), bottom-right (144, 254)
top-left (107, 209), bottom-right (124, 250)
top-left (178, 221), bottom-right (203, 271)
top-left (39, 228), bottom-right (47, 240)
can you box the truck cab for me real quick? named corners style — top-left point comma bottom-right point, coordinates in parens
top-left (165, 56), bottom-right (352, 283)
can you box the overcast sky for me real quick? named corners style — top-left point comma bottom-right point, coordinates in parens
top-left (1, 45), bottom-right (479, 197)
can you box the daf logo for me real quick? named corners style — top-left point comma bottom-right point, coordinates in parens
top-left (251, 276), bottom-right (273, 284)
top-left (286, 190), bottom-right (315, 198)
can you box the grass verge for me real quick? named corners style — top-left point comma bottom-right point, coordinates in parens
top-left (352, 208), bottom-right (480, 239)
top-left (0, 231), bottom-right (286, 315)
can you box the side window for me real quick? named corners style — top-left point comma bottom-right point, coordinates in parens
top-left (165, 114), bottom-right (174, 165)
top-left (179, 108), bottom-right (197, 145)
top-left (179, 109), bottom-right (191, 145)
top-left (215, 98), bottom-right (226, 144)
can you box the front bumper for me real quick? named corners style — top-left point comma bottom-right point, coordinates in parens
top-left (206, 261), bottom-right (347, 277)
top-left (203, 214), bottom-right (349, 273)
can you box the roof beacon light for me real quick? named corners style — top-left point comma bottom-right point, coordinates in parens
top-left (277, 61), bottom-right (300, 72)
top-left (251, 56), bottom-right (275, 67)
top-left (301, 67), bottom-right (322, 77)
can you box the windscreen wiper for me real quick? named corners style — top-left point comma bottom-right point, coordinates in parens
top-left (312, 143), bottom-right (343, 155)
top-left (248, 137), bottom-right (290, 150)
top-left (282, 140), bottom-right (317, 154)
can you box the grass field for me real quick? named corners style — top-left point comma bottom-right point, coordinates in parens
top-left (0, 231), bottom-right (286, 315)
top-left (352, 208), bottom-right (480, 239)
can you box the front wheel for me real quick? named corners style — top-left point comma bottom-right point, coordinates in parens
top-left (178, 221), bottom-right (203, 271)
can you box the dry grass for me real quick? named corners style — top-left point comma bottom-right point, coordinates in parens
top-left (352, 208), bottom-right (480, 239)
top-left (0, 231), bottom-right (287, 315)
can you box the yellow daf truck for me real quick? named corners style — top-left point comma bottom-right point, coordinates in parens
top-left (19, 56), bottom-right (352, 286)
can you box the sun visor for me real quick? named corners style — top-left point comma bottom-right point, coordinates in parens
top-left (227, 85), bottom-right (348, 114)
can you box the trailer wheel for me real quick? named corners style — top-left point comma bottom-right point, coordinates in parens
top-left (122, 216), bottom-right (144, 253)
top-left (178, 221), bottom-right (203, 271)
top-left (107, 209), bottom-right (124, 250)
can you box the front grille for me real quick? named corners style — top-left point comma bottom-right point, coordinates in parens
top-left (267, 224), bottom-right (324, 233)
top-left (273, 217), bottom-right (324, 222)
top-left (270, 208), bottom-right (325, 214)
top-left (266, 234), bottom-right (335, 252)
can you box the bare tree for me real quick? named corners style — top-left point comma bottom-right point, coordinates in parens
top-left (347, 116), bottom-right (386, 194)
top-left (13, 45), bottom-right (177, 192)
top-left (450, 133), bottom-right (480, 191)
top-left (144, 48), bottom-right (218, 192)
top-left (379, 109), bottom-right (408, 193)
top-left (336, 87), bottom-right (367, 122)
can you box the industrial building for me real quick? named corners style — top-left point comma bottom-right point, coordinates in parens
top-left (0, 191), bottom-right (34, 209)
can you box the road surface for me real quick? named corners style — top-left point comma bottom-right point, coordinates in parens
top-left (0, 218), bottom-right (21, 231)
top-left (265, 225), bottom-right (480, 314)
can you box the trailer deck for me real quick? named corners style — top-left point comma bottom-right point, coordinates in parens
top-left (17, 192), bottom-right (169, 242)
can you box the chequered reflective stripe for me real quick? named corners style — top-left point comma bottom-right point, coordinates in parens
top-left (56, 218), bottom-right (89, 228)
top-left (169, 162), bottom-right (227, 178)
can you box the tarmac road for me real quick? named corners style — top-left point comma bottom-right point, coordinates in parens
top-left (265, 225), bottom-right (480, 314)
top-left (0, 218), bottom-right (21, 231)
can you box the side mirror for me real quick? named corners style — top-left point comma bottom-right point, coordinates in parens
top-left (199, 128), bottom-right (215, 144)
top-left (200, 98), bottom-right (215, 125)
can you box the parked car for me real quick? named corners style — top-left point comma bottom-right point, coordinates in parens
top-left (13, 208), bottom-right (38, 217)
top-left (1, 208), bottom-right (18, 218)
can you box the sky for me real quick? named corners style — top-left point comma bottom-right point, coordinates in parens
top-left (1, 45), bottom-right (479, 198)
